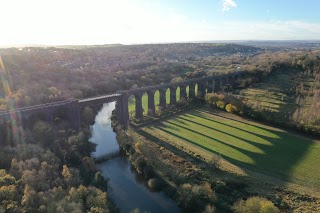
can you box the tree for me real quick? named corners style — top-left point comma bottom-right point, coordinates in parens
top-left (62, 165), bottom-right (82, 187)
top-left (93, 172), bottom-right (108, 191)
top-left (48, 86), bottom-right (61, 97)
top-left (22, 185), bottom-right (38, 209)
top-left (32, 121), bottom-right (54, 148)
top-left (233, 196), bottom-right (279, 213)
top-left (82, 107), bottom-right (95, 124)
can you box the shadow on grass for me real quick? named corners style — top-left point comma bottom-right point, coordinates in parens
top-left (193, 109), bottom-right (274, 133)
top-left (165, 120), bottom-right (269, 155)
top-left (164, 120), bottom-right (263, 157)
top-left (182, 113), bottom-right (271, 139)
top-left (137, 128), bottom-right (205, 166)
top-left (149, 108), bottom-right (318, 189)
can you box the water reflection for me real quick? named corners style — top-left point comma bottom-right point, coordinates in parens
top-left (90, 103), bottom-right (181, 213)
top-left (90, 102), bottom-right (119, 159)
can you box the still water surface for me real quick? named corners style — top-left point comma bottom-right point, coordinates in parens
top-left (90, 103), bottom-right (181, 213)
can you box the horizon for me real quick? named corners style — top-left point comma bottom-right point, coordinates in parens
top-left (2, 39), bottom-right (320, 49)
top-left (2, 0), bottom-right (320, 46)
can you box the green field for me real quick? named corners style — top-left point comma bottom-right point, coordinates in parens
top-left (238, 68), bottom-right (314, 124)
top-left (139, 107), bottom-right (320, 189)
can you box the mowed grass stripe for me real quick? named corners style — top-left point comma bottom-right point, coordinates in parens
top-left (146, 121), bottom-right (257, 165)
top-left (168, 116), bottom-right (266, 155)
top-left (150, 113), bottom-right (273, 165)
top-left (142, 108), bottom-right (320, 189)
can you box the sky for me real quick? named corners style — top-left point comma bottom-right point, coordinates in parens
top-left (1, 0), bottom-right (320, 46)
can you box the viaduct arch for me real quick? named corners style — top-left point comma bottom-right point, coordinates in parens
top-left (0, 71), bottom-right (248, 130)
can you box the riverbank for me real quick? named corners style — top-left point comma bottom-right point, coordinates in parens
top-left (112, 113), bottom-right (221, 212)
top-left (112, 106), bottom-right (320, 212)
top-left (90, 103), bottom-right (181, 213)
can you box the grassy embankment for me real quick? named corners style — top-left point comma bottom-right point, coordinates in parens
top-left (238, 68), bottom-right (314, 125)
top-left (139, 107), bottom-right (320, 191)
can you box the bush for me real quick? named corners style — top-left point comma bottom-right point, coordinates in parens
top-left (148, 178), bottom-right (163, 190)
top-left (143, 165), bottom-right (155, 179)
top-left (233, 196), bottom-right (279, 213)
top-left (134, 141), bottom-right (142, 151)
top-left (32, 121), bottom-right (54, 148)
top-left (225, 104), bottom-right (238, 114)
top-left (82, 107), bottom-right (95, 124)
top-left (130, 209), bottom-right (141, 213)
top-left (205, 93), bottom-right (225, 106)
top-left (133, 156), bottom-right (146, 174)
top-left (216, 101), bottom-right (226, 110)
top-left (205, 93), bottom-right (245, 114)
top-left (202, 204), bottom-right (216, 213)
top-left (209, 155), bottom-right (221, 170)
top-left (176, 97), bottom-right (188, 108)
top-left (155, 106), bottom-right (163, 117)
top-left (93, 172), bottom-right (108, 191)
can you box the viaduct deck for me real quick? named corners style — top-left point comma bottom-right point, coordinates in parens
top-left (0, 70), bottom-right (249, 129)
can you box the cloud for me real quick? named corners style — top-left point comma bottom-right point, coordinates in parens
top-left (221, 0), bottom-right (237, 12)
top-left (191, 20), bottom-right (320, 40)
top-left (1, 0), bottom-right (320, 45)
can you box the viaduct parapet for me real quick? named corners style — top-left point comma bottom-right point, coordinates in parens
top-left (0, 71), bottom-right (248, 129)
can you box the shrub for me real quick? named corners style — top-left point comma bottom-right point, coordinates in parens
top-left (260, 200), bottom-right (280, 213)
top-left (82, 107), bottom-right (95, 124)
top-left (205, 93), bottom-right (245, 115)
top-left (176, 98), bottom-right (188, 109)
top-left (0, 170), bottom-right (16, 186)
top-left (209, 155), bottom-right (221, 170)
top-left (225, 104), bottom-right (235, 114)
top-left (32, 121), bottom-right (54, 148)
top-left (155, 106), bottom-right (163, 117)
top-left (216, 101), bottom-right (226, 110)
top-left (130, 208), bottom-right (141, 213)
top-left (176, 183), bottom-right (193, 208)
top-left (133, 156), bottom-right (146, 174)
top-left (205, 93), bottom-right (225, 106)
top-left (134, 141), bottom-right (142, 151)
top-left (148, 178), bottom-right (163, 190)
top-left (143, 165), bottom-right (155, 179)
top-left (93, 172), bottom-right (108, 191)
top-left (233, 196), bottom-right (279, 213)
top-left (202, 204), bottom-right (216, 213)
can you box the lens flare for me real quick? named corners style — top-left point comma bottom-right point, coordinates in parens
top-left (0, 55), bottom-right (24, 144)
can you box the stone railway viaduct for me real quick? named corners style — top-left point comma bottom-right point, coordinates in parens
top-left (0, 71), bottom-right (248, 129)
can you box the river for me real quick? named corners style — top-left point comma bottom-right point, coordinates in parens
top-left (90, 103), bottom-right (181, 213)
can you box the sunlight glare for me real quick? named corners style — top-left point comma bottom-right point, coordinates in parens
top-left (0, 55), bottom-right (25, 144)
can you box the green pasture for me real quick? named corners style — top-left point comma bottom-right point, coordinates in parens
top-left (238, 68), bottom-right (313, 124)
top-left (140, 107), bottom-right (320, 189)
